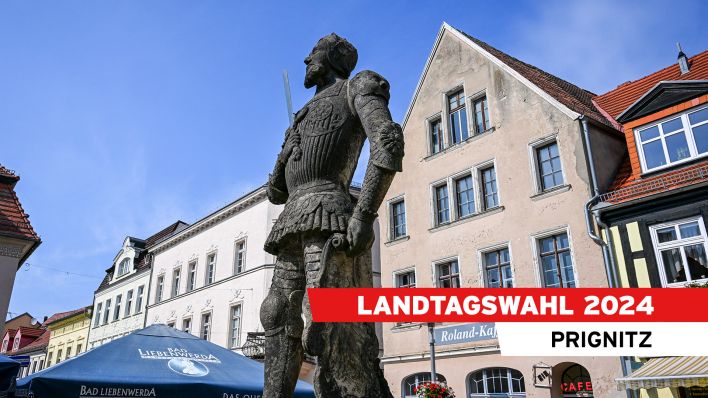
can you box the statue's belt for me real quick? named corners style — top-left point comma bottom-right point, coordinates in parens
top-left (289, 180), bottom-right (348, 199)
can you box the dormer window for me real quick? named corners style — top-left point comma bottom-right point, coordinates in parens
top-left (117, 258), bottom-right (131, 277)
top-left (635, 105), bottom-right (708, 172)
top-left (13, 336), bottom-right (20, 351)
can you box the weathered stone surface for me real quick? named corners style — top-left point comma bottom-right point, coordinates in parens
top-left (260, 33), bottom-right (403, 398)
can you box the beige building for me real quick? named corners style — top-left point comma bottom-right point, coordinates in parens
top-left (45, 307), bottom-right (91, 368)
top-left (377, 24), bottom-right (627, 398)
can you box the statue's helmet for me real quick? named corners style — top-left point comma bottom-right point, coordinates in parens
top-left (313, 33), bottom-right (358, 79)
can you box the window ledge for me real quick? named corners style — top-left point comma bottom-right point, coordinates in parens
top-left (530, 184), bottom-right (572, 201)
top-left (423, 127), bottom-right (496, 161)
top-left (428, 206), bottom-right (505, 233)
top-left (385, 235), bottom-right (410, 246)
top-left (391, 323), bottom-right (423, 333)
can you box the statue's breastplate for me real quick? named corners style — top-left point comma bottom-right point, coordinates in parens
top-left (285, 80), bottom-right (363, 191)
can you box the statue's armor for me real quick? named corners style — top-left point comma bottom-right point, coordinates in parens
top-left (265, 78), bottom-right (363, 255)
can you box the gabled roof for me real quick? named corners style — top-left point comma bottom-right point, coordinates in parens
top-left (2, 329), bottom-right (17, 341)
top-left (15, 326), bottom-right (44, 338)
top-left (402, 23), bottom-right (617, 131)
top-left (0, 165), bottom-right (41, 257)
top-left (9, 329), bottom-right (50, 355)
top-left (594, 51), bottom-right (708, 120)
top-left (95, 220), bottom-right (189, 293)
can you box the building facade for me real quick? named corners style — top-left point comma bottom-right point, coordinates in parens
top-left (87, 221), bottom-right (188, 349)
top-left (377, 24), bottom-right (626, 398)
top-left (593, 50), bottom-right (708, 398)
top-left (45, 307), bottom-right (92, 368)
top-left (145, 187), bottom-right (279, 355)
top-left (0, 166), bottom-right (40, 337)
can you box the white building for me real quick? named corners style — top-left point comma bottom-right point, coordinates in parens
top-left (87, 222), bottom-right (188, 349)
top-left (144, 186), bottom-right (277, 354)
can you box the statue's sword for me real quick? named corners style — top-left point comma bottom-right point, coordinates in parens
top-left (282, 69), bottom-right (294, 127)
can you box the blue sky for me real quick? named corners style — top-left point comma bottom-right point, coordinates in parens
top-left (2, 0), bottom-right (706, 320)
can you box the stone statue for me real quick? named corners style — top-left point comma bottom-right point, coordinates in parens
top-left (260, 33), bottom-right (403, 398)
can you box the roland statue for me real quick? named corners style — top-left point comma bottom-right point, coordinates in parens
top-left (260, 33), bottom-right (403, 398)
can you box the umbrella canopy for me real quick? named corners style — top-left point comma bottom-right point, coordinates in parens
top-left (0, 355), bottom-right (20, 396)
top-left (16, 324), bottom-right (314, 398)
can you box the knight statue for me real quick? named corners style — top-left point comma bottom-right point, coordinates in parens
top-left (260, 33), bottom-right (403, 398)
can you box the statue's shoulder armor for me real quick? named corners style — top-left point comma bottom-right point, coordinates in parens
top-left (348, 70), bottom-right (391, 102)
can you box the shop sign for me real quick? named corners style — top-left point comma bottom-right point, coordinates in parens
top-left (433, 323), bottom-right (496, 346)
top-left (533, 362), bottom-right (552, 388)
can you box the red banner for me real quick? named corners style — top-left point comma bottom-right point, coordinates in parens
top-left (307, 288), bottom-right (708, 323)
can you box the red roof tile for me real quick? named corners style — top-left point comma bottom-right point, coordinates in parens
top-left (456, 28), bottom-right (617, 131)
top-left (16, 326), bottom-right (43, 338)
top-left (600, 160), bottom-right (708, 204)
top-left (0, 164), bottom-right (40, 244)
top-left (595, 51), bottom-right (708, 119)
top-left (43, 307), bottom-right (90, 326)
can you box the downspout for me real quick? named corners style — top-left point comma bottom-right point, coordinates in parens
top-left (580, 115), bottom-right (618, 288)
top-left (580, 116), bottom-right (633, 398)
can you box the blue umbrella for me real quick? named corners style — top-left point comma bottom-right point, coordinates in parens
top-left (16, 324), bottom-right (314, 398)
top-left (0, 355), bottom-right (20, 397)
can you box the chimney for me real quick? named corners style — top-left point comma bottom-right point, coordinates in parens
top-left (677, 43), bottom-right (690, 74)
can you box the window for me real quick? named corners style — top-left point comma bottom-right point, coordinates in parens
top-left (481, 166), bottom-right (499, 210)
top-left (201, 313), bottom-right (212, 340)
top-left (536, 142), bottom-right (564, 191)
top-left (395, 270), bottom-right (416, 288)
top-left (229, 305), bottom-right (242, 349)
top-left (172, 268), bottom-right (181, 297)
top-left (468, 367), bottom-right (526, 398)
top-left (561, 364), bottom-right (593, 398)
top-left (46, 352), bottom-right (53, 367)
top-left (390, 199), bottom-right (407, 239)
top-left (636, 106), bottom-right (708, 172)
top-left (429, 118), bottom-right (443, 154)
top-left (117, 258), bottom-right (131, 277)
top-left (182, 317), bottom-right (192, 334)
top-left (156, 276), bottom-right (164, 303)
top-left (235, 241), bottom-right (246, 274)
top-left (402, 373), bottom-right (447, 398)
top-left (56, 349), bottom-right (63, 364)
top-left (13, 337), bottom-right (19, 351)
top-left (125, 290), bottom-right (133, 318)
top-left (136, 285), bottom-right (144, 313)
top-left (484, 247), bottom-right (514, 287)
top-left (434, 185), bottom-right (450, 225)
top-left (187, 261), bottom-right (197, 291)
top-left (650, 217), bottom-right (708, 287)
top-left (113, 295), bottom-right (122, 322)
top-left (38, 359), bottom-right (44, 370)
top-left (66, 346), bottom-right (72, 359)
top-left (472, 95), bottom-right (490, 134)
top-left (167, 321), bottom-right (176, 328)
top-left (93, 302), bottom-right (102, 328)
top-left (448, 89), bottom-right (468, 144)
top-left (538, 232), bottom-right (576, 288)
top-left (206, 253), bottom-right (216, 285)
top-left (436, 260), bottom-right (460, 288)
top-left (103, 299), bottom-right (111, 325)
top-left (454, 175), bottom-right (475, 218)
top-left (76, 344), bottom-right (82, 354)
top-left (1, 339), bottom-right (7, 353)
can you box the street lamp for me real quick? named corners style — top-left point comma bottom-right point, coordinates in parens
top-left (428, 322), bottom-right (437, 382)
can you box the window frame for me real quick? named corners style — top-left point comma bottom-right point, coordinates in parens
top-left (433, 257), bottom-right (461, 288)
top-left (467, 367), bottom-right (526, 398)
top-left (479, 243), bottom-right (515, 288)
top-left (393, 266), bottom-right (417, 289)
top-left (388, 196), bottom-right (407, 240)
top-left (135, 285), bottom-right (145, 314)
top-left (433, 183), bottom-right (451, 225)
top-left (402, 373), bottom-right (447, 398)
top-left (102, 299), bottom-right (112, 325)
top-left (187, 261), bottom-right (197, 292)
top-left (124, 290), bottom-right (133, 318)
top-left (447, 88), bottom-right (470, 145)
top-left (228, 304), bottom-right (243, 349)
top-left (471, 92), bottom-right (491, 135)
top-left (116, 258), bottom-right (131, 277)
top-left (649, 216), bottom-right (708, 287)
top-left (93, 302), bottom-right (102, 328)
top-left (427, 115), bottom-right (444, 155)
top-left (479, 164), bottom-right (500, 211)
top-left (634, 104), bottom-right (708, 173)
top-left (182, 317), bottom-right (192, 334)
top-left (429, 159), bottom-right (500, 228)
top-left (234, 239), bottom-right (247, 275)
top-left (205, 252), bottom-right (217, 285)
top-left (529, 135), bottom-right (566, 194)
top-left (156, 275), bottom-right (165, 303)
top-left (531, 227), bottom-right (578, 288)
top-left (172, 267), bottom-right (181, 298)
top-left (200, 312), bottom-right (212, 341)
top-left (113, 294), bottom-right (122, 322)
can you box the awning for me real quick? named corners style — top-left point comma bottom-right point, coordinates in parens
top-left (617, 356), bottom-right (708, 390)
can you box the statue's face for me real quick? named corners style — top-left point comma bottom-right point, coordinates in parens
top-left (304, 44), bottom-right (329, 89)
